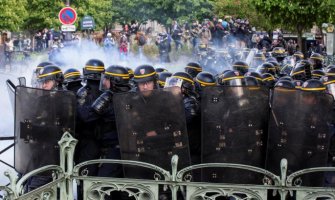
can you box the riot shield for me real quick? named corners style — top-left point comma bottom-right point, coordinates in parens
top-left (201, 86), bottom-right (270, 183)
top-left (15, 86), bottom-right (76, 174)
top-left (6, 79), bottom-right (15, 112)
top-left (113, 87), bottom-right (191, 179)
top-left (266, 88), bottom-right (334, 186)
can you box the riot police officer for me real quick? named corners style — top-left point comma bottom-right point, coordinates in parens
top-left (232, 60), bottom-right (249, 75)
top-left (170, 72), bottom-right (200, 165)
top-left (158, 71), bottom-right (172, 88)
top-left (310, 53), bottom-right (326, 70)
top-left (218, 70), bottom-right (245, 86)
top-left (293, 51), bottom-right (304, 63)
top-left (133, 64), bottom-right (158, 92)
top-left (256, 62), bottom-right (276, 76)
top-left (194, 71), bottom-right (216, 96)
top-left (155, 67), bottom-right (168, 73)
top-left (63, 68), bottom-right (82, 93)
top-left (37, 65), bottom-right (64, 90)
top-left (272, 47), bottom-right (287, 64)
top-left (290, 61), bottom-right (312, 81)
top-left (156, 33), bottom-right (171, 63)
top-left (26, 65), bottom-right (68, 192)
top-left (245, 71), bottom-right (263, 86)
top-left (31, 61), bottom-right (54, 87)
top-left (261, 73), bottom-right (276, 88)
top-left (76, 59), bottom-right (105, 175)
top-left (185, 62), bottom-right (202, 78)
top-left (91, 65), bottom-right (132, 179)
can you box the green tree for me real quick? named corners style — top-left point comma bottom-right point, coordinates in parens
top-left (72, 0), bottom-right (113, 30)
top-left (212, 0), bottom-right (273, 31)
top-left (112, 0), bottom-right (212, 28)
top-left (252, 0), bottom-right (335, 50)
top-left (0, 0), bottom-right (27, 31)
top-left (24, 0), bottom-right (64, 31)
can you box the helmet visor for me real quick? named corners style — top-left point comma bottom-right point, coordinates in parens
top-left (326, 84), bottom-right (335, 98)
top-left (99, 74), bottom-right (110, 92)
top-left (164, 77), bottom-right (183, 88)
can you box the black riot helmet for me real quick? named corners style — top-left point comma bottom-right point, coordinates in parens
top-left (245, 71), bottom-right (263, 85)
top-left (254, 52), bottom-right (266, 61)
top-left (244, 76), bottom-right (260, 87)
top-left (290, 61), bottom-right (312, 81)
top-left (274, 80), bottom-right (295, 90)
top-left (266, 57), bottom-right (277, 63)
top-left (218, 70), bottom-right (245, 86)
top-left (34, 61), bottom-right (54, 74)
top-left (133, 65), bottom-right (157, 83)
top-left (185, 62), bottom-right (202, 78)
top-left (31, 61), bottom-right (54, 87)
top-left (126, 67), bottom-right (134, 79)
top-left (105, 65), bottom-right (130, 84)
top-left (326, 66), bottom-right (335, 76)
top-left (155, 67), bottom-right (168, 73)
top-left (232, 61), bottom-right (249, 75)
top-left (310, 53), bottom-right (324, 70)
top-left (83, 59), bottom-right (105, 80)
top-left (262, 73), bottom-right (276, 88)
top-left (64, 68), bottom-right (81, 83)
top-left (278, 76), bottom-right (293, 82)
top-left (170, 72), bottom-right (195, 96)
top-left (100, 65), bottom-right (131, 92)
top-left (301, 79), bottom-right (326, 92)
top-left (293, 51), bottom-right (304, 62)
top-left (321, 75), bottom-right (335, 97)
top-left (63, 68), bottom-right (82, 92)
top-left (158, 71), bottom-right (172, 88)
top-left (256, 62), bottom-right (276, 75)
top-left (311, 70), bottom-right (325, 80)
top-left (272, 47), bottom-right (287, 58)
top-left (195, 72), bottom-right (216, 87)
top-left (37, 65), bottom-right (64, 90)
top-left (293, 80), bottom-right (304, 90)
top-left (268, 60), bottom-right (280, 75)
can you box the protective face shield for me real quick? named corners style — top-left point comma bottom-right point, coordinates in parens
top-left (99, 74), bottom-right (111, 92)
top-left (223, 78), bottom-right (244, 86)
top-left (326, 84), bottom-right (335, 98)
top-left (37, 79), bottom-right (56, 90)
top-left (164, 77), bottom-right (183, 88)
top-left (31, 70), bottom-right (39, 87)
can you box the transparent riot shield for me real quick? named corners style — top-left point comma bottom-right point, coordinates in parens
top-left (201, 86), bottom-right (270, 183)
top-left (15, 86), bottom-right (76, 174)
top-left (266, 88), bottom-right (334, 186)
top-left (113, 87), bottom-right (191, 179)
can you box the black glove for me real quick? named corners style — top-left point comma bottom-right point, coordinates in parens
top-left (92, 91), bottom-right (113, 115)
top-left (77, 86), bottom-right (88, 106)
top-left (184, 96), bottom-right (199, 122)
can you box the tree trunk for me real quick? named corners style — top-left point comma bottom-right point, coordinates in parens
top-left (297, 25), bottom-right (303, 53)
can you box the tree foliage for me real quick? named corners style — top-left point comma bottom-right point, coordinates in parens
top-left (252, 0), bottom-right (335, 49)
top-left (212, 0), bottom-right (274, 31)
top-left (24, 0), bottom-right (64, 31)
top-left (72, 0), bottom-right (113, 30)
top-left (112, 0), bottom-right (212, 26)
top-left (0, 0), bottom-right (27, 31)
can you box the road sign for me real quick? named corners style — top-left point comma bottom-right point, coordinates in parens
top-left (61, 25), bottom-right (76, 32)
top-left (81, 16), bottom-right (95, 30)
top-left (58, 7), bottom-right (77, 25)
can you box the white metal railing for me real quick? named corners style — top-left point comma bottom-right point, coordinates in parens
top-left (1, 132), bottom-right (335, 200)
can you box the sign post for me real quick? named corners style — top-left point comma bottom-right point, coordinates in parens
top-left (81, 16), bottom-right (95, 30)
top-left (58, 7), bottom-right (77, 25)
top-left (59, 7), bottom-right (77, 41)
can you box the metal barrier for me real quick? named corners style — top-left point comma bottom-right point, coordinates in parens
top-left (1, 132), bottom-right (334, 200)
